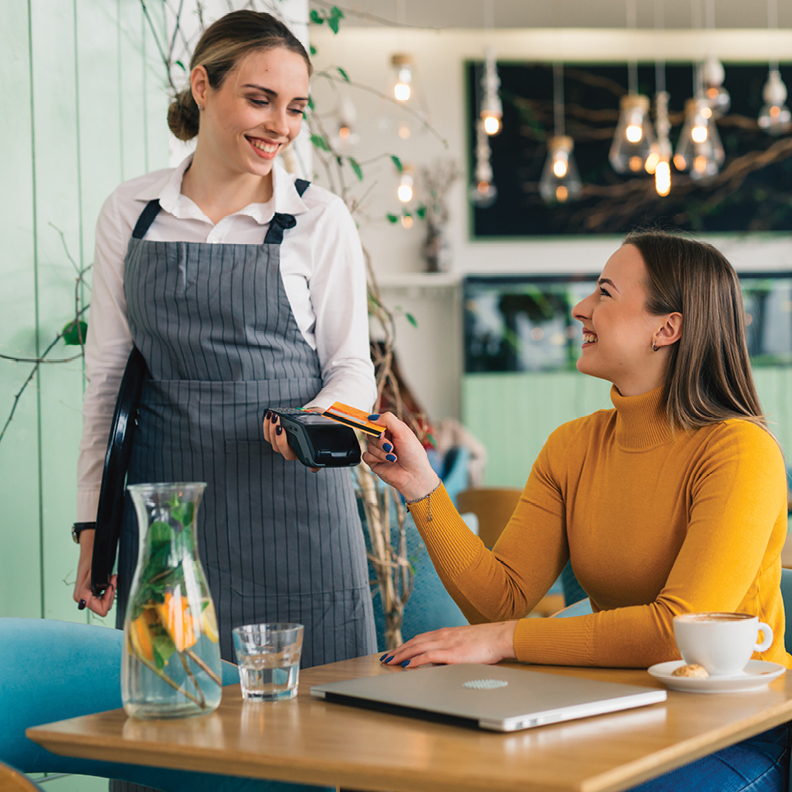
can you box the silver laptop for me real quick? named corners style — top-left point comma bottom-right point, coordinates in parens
top-left (310, 663), bottom-right (666, 732)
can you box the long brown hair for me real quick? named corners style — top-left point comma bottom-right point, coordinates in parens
top-left (168, 10), bottom-right (312, 141)
top-left (625, 230), bottom-right (766, 431)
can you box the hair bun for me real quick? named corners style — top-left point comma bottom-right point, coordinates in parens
top-left (168, 89), bottom-right (200, 141)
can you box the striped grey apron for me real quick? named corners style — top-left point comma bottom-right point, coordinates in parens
top-left (115, 180), bottom-right (376, 668)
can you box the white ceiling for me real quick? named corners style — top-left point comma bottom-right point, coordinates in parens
top-left (309, 0), bottom-right (792, 30)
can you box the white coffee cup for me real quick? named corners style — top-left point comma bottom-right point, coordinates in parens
top-left (673, 612), bottom-right (773, 677)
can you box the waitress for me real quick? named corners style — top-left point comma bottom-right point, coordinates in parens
top-left (72, 10), bottom-right (377, 668)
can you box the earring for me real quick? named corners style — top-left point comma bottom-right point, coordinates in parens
top-left (651, 341), bottom-right (659, 352)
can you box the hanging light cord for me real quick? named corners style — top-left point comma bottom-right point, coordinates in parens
top-left (626, 0), bottom-right (638, 95)
top-left (768, 0), bottom-right (779, 73)
top-left (654, 0), bottom-right (665, 96)
top-left (553, 62), bottom-right (565, 139)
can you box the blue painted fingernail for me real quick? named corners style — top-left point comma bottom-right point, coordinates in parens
top-left (384, 655), bottom-right (393, 663)
top-left (368, 414), bottom-right (380, 421)
top-left (401, 659), bottom-right (410, 667)
top-left (386, 453), bottom-right (397, 462)
top-left (380, 653), bottom-right (389, 661)
top-left (276, 425), bottom-right (283, 436)
top-left (383, 442), bottom-right (393, 452)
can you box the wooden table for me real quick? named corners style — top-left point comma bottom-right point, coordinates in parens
top-left (27, 655), bottom-right (792, 792)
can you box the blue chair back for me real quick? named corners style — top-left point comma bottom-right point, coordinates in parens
top-left (0, 618), bottom-right (320, 792)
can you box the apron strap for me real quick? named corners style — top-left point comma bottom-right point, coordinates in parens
top-left (263, 179), bottom-right (311, 246)
top-left (132, 200), bottom-right (162, 239)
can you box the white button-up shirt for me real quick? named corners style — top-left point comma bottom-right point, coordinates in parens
top-left (77, 155), bottom-right (375, 521)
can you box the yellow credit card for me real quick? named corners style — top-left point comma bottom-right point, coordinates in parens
top-left (324, 402), bottom-right (386, 437)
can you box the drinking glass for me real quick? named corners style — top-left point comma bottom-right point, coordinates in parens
top-left (232, 623), bottom-right (304, 701)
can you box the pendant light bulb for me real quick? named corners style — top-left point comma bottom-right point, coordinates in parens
top-left (702, 56), bottom-right (731, 118)
top-left (655, 159), bottom-right (671, 197)
top-left (480, 46), bottom-right (503, 136)
top-left (610, 95), bottom-right (656, 174)
top-left (673, 97), bottom-right (724, 180)
top-left (397, 169), bottom-right (414, 203)
top-left (758, 70), bottom-right (792, 135)
top-left (391, 54), bottom-right (413, 102)
top-left (470, 121), bottom-right (498, 208)
top-left (539, 136), bottom-right (582, 205)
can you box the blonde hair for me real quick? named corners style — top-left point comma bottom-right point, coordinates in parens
top-left (168, 10), bottom-right (312, 141)
top-left (625, 230), bottom-right (766, 431)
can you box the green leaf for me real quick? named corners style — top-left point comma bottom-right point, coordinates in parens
top-left (149, 520), bottom-right (173, 544)
top-left (402, 210), bottom-right (412, 218)
top-left (386, 213), bottom-right (399, 224)
top-left (336, 66), bottom-right (349, 82)
top-left (391, 155), bottom-right (403, 172)
top-left (307, 95), bottom-right (314, 109)
top-left (309, 9), bottom-right (323, 24)
top-left (331, 6), bottom-right (345, 19)
top-left (348, 157), bottom-right (363, 180)
top-left (171, 501), bottom-right (194, 529)
top-left (309, 45), bottom-right (317, 56)
top-left (175, 60), bottom-right (186, 72)
top-left (406, 313), bottom-right (418, 328)
top-left (416, 204), bottom-right (427, 219)
top-left (328, 15), bottom-right (341, 33)
top-left (152, 632), bottom-right (177, 670)
top-left (310, 134), bottom-right (330, 151)
top-left (62, 319), bottom-right (87, 345)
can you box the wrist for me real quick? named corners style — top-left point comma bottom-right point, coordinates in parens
top-left (402, 474), bottom-right (441, 504)
top-left (72, 522), bottom-right (96, 545)
top-left (500, 621), bottom-right (518, 660)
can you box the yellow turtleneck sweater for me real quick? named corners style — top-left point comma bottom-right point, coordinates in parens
top-left (408, 386), bottom-right (790, 668)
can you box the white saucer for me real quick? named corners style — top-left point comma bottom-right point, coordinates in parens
top-left (647, 660), bottom-right (785, 693)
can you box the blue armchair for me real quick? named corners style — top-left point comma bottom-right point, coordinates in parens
top-left (0, 618), bottom-right (328, 792)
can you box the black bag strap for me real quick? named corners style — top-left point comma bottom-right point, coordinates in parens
top-left (91, 347), bottom-right (148, 596)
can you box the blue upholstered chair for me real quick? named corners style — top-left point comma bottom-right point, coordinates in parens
top-left (0, 618), bottom-right (329, 792)
top-left (368, 515), bottom-right (468, 651)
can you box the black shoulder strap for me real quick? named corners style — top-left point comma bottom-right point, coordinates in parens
top-left (262, 179), bottom-right (311, 245)
top-left (131, 199), bottom-right (162, 239)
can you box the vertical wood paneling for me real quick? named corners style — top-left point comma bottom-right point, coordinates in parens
top-left (0, 0), bottom-right (171, 623)
top-left (0, 0), bottom-right (42, 619)
top-left (32, 0), bottom-right (90, 622)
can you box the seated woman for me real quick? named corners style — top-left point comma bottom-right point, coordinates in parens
top-left (364, 231), bottom-right (791, 792)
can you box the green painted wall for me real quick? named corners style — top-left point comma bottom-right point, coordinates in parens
top-left (0, 0), bottom-right (168, 631)
top-left (464, 367), bottom-right (792, 489)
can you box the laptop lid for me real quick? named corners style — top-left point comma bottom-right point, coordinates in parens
top-left (310, 663), bottom-right (666, 732)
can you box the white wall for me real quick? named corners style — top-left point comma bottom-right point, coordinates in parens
top-left (310, 27), bottom-right (792, 421)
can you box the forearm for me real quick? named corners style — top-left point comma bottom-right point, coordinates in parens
top-left (408, 484), bottom-right (563, 623)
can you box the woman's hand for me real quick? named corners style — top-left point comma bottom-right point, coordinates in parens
top-left (362, 412), bottom-right (440, 502)
top-left (73, 529), bottom-right (117, 617)
top-left (381, 621), bottom-right (519, 668)
top-left (262, 408), bottom-right (322, 472)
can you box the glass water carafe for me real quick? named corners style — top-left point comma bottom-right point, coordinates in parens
top-left (122, 482), bottom-right (222, 719)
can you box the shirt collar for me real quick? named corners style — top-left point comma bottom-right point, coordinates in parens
top-left (132, 154), bottom-right (309, 226)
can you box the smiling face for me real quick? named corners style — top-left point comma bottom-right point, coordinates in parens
top-left (572, 244), bottom-right (681, 396)
top-left (192, 46), bottom-right (310, 182)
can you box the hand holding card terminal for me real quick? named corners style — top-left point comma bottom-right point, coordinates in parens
top-left (267, 407), bottom-right (361, 468)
